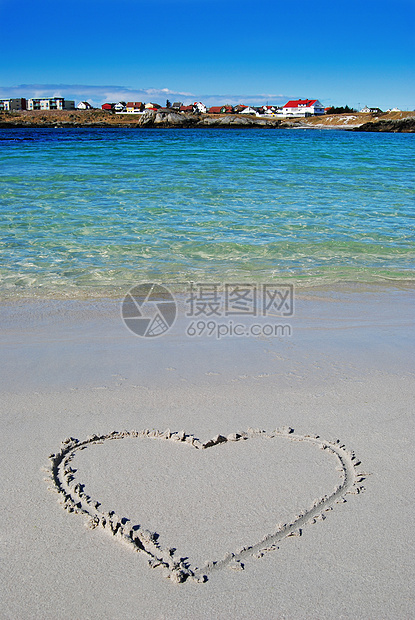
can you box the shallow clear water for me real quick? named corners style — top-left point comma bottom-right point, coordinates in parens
top-left (0, 127), bottom-right (414, 298)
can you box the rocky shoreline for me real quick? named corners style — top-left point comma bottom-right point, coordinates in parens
top-left (0, 109), bottom-right (281, 129)
top-left (1, 109), bottom-right (414, 132)
top-left (353, 117), bottom-right (415, 133)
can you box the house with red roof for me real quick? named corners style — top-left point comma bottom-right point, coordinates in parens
top-left (126, 102), bottom-right (144, 113)
top-left (208, 105), bottom-right (234, 114)
top-left (282, 99), bottom-right (324, 117)
top-left (144, 102), bottom-right (161, 111)
top-left (101, 103), bottom-right (114, 111)
top-left (208, 106), bottom-right (223, 114)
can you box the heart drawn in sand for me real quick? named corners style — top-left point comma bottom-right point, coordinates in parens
top-left (44, 428), bottom-right (366, 583)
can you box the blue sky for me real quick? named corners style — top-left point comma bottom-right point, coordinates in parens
top-left (0, 0), bottom-right (414, 109)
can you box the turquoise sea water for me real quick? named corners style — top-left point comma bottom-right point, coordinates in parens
top-left (0, 127), bottom-right (414, 299)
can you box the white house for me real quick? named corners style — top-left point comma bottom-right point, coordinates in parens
top-left (257, 105), bottom-right (282, 117)
top-left (259, 105), bottom-right (276, 113)
top-left (77, 101), bottom-right (93, 110)
top-left (282, 99), bottom-right (325, 117)
top-left (193, 101), bottom-right (207, 113)
top-left (27, 97), bottom-right (75, 111)
top-left (240, 106), bottom-right (257, 114)
top-left (360, 106), bottom-right (382, 113)
top-left (113, 102), bottom-right (127, 112)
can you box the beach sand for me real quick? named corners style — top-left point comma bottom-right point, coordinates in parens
top-left (1, 284), bottom-right (414, 619)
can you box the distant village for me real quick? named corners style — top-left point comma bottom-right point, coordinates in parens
top-left (0, 96), bottom-right (402, 117)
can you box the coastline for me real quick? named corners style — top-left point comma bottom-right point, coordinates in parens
top-left (1, 109), bottom-right (415, 131)
top-left (1, 283), bottom-right (414, 617)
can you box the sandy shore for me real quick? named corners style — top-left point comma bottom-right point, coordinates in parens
top-left (1, 284), bottom-right (414, 619)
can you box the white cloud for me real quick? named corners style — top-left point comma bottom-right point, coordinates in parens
top-left (0, 84), bottom-right (194, 106)
top-left (0, 83), bottom-right (290, 107)
top-left (198, 93), bottom-right (288, 107)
